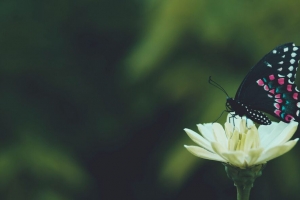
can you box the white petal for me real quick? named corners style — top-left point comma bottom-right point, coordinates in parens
top-left (211, 142), bottom-right (229, 161)
top-left (258, 122), bottom-right (277, 140)
top-left (246, 148), bottom-right (264, 166)
top-left (224, 122), bottom-right (233, 138)
top-left (228, 129), bottom-right (239, 151)
top-left (245, 117), bottom-right (254, 127)
top-left (259, 121), bottom-right (278, 130)
top-left (256, 139), bottom-right (299, 164)
top-left (243, 126), bottom-right (257, 151)
top-left (184, 145), bottom-right (225, 162)
top-left (260, 121), bottom-right (290, 147)
top-left (197, 124), bottom-right (215, 142)
top-left (264, 121), bottom-right (298, 149)
top-left (211, 142), bottom-right (245, 166)
top-left (212, 123), bottom-right (227, 148)
top-left (222, 151), bottom-right (246, 167)
top-left (184, 128), bottom-right (213, 151)
top-left (239, 118), bottom-right (248, 133)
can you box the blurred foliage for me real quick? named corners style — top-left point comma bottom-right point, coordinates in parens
top-left (1, 0), bottom-right (300, 199)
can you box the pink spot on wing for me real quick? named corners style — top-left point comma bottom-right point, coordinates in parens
top-left (285, 114), bottom-right (295, 122)
top-left (275, 94), bottom-right (281, 98)
top-left (264, 85), bottom-right (269, 91)
top-left (274, 109), bottom-right (281, 117)
top-left (269, 75), bottom-right (275, 80)
top-left (287, 85), bottom-right (292, 92)
top-left (278, 78), bottom-right (284, 85)
top-left (257, 79), bottom-right (264, 86)
top-left (293, 93), bottom-right (298, 100)
top-left (274, 103), bottom-right (280, 109)
top-left (275, 99), bottom-right (283, 103)
top-left (269, 89), bottom-right (275, 94)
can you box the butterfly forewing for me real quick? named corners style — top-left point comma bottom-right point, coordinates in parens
top-left (234, 43), bottom-right (300, 123)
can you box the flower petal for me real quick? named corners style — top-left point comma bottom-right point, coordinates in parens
top-left (264, 121), bottom-right (298, 149)
top-left (260, 121), bottom-right (289, 147)
top-left (184, 128), bottom-right (213, 151)
top-left (212, 123), bottom-right (227, 148)
top-left (184, 145), bottom-right (225, 162)
top-left (210, 142), bottom-right (229, 161)
top-left (239, 118), bottom-right (248, 134)
top-left (246, 147), bottom-right (264, 166)
top-left (228, 129), bottom-right (240, 151)
top-left (224, 122), bottom-right (233, 138)
top-left (243, 126), bottom-right (258, 151)
top-left (197, 124), bottom-right (215, 142)
top-left (258, 122), bottom-right (278, 138)
top-left (256, 138), bottom-right (299, 164)
top-left (222, 151), bottom-right (246, 168)
top-left (211, 142), bottom-right (245, 167)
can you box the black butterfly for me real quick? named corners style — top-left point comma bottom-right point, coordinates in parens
top-left (210, 43), bottom-right (300, 125)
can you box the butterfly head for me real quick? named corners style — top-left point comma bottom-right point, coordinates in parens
top-left (226, 97), bottom-right (234, 112)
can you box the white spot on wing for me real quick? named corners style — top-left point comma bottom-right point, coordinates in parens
top-left (288, 79), bottom-right (294, 84)
top-left (287, 73), bottom-right (292, 78)
top-left (289, 66), bottom-right (294, 71)
top-left (278, 74), bottom-right (285, 77)
top-left (291, 52), bottom-right (297, 57)
top-left (277, 67), bottom-right (282, 71)
top-left (284, 47), bottom-right (288, 52)
top-left (279, 61), bottom-right (283, 64)
top-left (293, 47), bottom-right (299, 51)
top-left (290, 59), bottom-right (295, 64)
top-left (273, 50), bottom-right (277, 54)
top-left (265, 62), bottom-right (272, 67)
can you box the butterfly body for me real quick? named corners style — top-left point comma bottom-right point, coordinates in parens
top-left (225, 43), bottom-right (300, 125)
top-left (226, 97), bottom-right (271, 124)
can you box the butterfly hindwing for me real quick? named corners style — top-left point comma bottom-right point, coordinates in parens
top-left (234, 43), bottom-right (300, 123)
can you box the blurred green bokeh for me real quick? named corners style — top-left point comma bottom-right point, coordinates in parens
top-left (1, 0), bottom-right (300, 199)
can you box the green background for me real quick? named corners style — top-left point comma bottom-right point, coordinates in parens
top-left (1, 0), bottom-right (300, 199)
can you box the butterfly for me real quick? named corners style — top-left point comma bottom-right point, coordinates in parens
top-left (210, 43), bottom-right (300, 125)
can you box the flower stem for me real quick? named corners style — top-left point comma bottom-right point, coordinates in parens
top-left (223, 163), bottom-right (266, 200)
top-left (236, 182), bottom-right (252, 200)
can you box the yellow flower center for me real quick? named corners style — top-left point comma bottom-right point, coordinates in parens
top-left (226, 120), bottom-right (260, 152)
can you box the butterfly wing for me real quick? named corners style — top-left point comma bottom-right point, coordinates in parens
top-left (235, 43), bottom-right (300, 123)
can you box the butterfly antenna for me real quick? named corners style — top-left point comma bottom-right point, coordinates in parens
top-left (208, 76), bottom-right (229, 97)
top-left (212, 110), bottom-right (227, 123)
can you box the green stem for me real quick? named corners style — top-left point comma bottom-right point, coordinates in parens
top-left (236, 183), bottom-right (252, 200)
top-left (223, 163), bottom-right (266, 200)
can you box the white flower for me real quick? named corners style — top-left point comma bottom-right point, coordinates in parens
top-left (184, 113), bottom-right (299, 168)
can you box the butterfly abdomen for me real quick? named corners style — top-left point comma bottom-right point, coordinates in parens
top-left (227, 97), bottom-right (271, 125)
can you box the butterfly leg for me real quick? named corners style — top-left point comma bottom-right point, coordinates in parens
top-left (228, 112), bottom-right (238, 127)
top-left (245, 117), bottom-right (251, 129)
